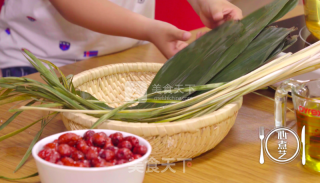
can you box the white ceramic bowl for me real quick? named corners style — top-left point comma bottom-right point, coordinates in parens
top-left (32, 129), bottom-right (152, 183)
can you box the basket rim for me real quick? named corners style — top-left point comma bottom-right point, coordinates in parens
top-left (63, 62), bottom-right (243, 136)
top-left (72, 62), bottom-right (163, 88)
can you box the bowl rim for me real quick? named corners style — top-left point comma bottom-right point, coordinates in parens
top-left (32, 129), bottom-right (152, 172)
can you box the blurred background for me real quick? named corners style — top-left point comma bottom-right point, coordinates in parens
top-left (0, 0), bottom-right (285, 31)
top-left (0, 0), bottom-right (305, 77)
top-left (0, 0), bottom-right (302, 31)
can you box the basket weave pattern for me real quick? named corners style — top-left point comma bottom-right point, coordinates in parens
top-left (61, 63), bottom-right (242, 163)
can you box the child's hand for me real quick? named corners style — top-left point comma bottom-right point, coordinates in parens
top-left (189, 0), bottom-right (243, 29)
top-left (149, 0), bottom-right (242, 59)
top-left (147, 20), bottom-right (192, 59)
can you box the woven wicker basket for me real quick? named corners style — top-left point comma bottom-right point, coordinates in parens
top-left (61, 63), bottom-right (243, 163)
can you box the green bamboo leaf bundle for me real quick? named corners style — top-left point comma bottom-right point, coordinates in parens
top-left (0, 0), bottom-right (316, 173)
top-left (136, 0), bottom-right (298, 109)
top-left (210, 27), bottom-right (297, 83)
top-left (192, 26), bottom-right (298, 96)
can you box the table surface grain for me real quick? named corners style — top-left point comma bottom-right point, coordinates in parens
top-left (1, 5), bottom-right (318, 183)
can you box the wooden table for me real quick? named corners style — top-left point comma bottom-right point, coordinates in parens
top-left (1, 5), bottom-right (318, 183)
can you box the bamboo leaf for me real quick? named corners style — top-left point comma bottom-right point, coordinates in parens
top-left (0, 94), bottom-right (34, 106)
top-left (76, 90), bottom-right (98, 100)
top-left (66, 74), bottom-right (75, 93)
top-left (0, 112), bottom-right (57, 142)
top-left (76, 90), bottom-right (112, 109)
top-left (0, 172), bottom-right (38, 180)
top-left (40, 59), bottom-right (69, 89)
top-left (24, 50), bottom-right (103, 110)
top-left (0, 93), bottom-right (19, 100)
top-left (9, 103), bottom-right (63, 112)
top-left (48, 64), bottom-right (59, 82)
top-left (145, 99), bottom-right (180, 104)
top-left (0, 88), bottom-right (6, 94)
top-left (90, 101), bottom-right (135, 129)
top-left (274, 35), bottom-right (298, 55)
top-left (40, 74), bottom-right (55, 87)
top-left (14, 112), bottom-right (59, 172)
top-left (270, 0), bottom-right (299, 23)
top-left (27, 103), bottom-right (63, 108)
top-left (0, 100), bottom-right (36, 131)
top-left (136, 0), bottom-right (297, 109)
top-left (208, 27), bottom-right (297, 83)
top-left (1, 88), bottom-right (13, 97)
top-left (203, 0), bottom-right (297, 84)
top-left (89, 83), bottom-right (225, 124)
top-left (137, 21), bottom-right (244, 108)
top-left (23, 51), bottom-right (61, 88)
top-left (12, 83), bottom-right (225, 121)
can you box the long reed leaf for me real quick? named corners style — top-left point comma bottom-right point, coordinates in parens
top-left (1, 88), bottom-right (13, 97)
top-left (40, 59), bottom-right (69, 89)
top-left (0, 100), bottom-right (36, 131)
top-left (0, 94), bottom-right (34, 106)
top-left (0, 172), bottom-right (38, 180)
top-left (0, 112), bottom-right (57, 142)
top-left (24, 50), bottom-right (104, 110)
top-left (14, 112), bottom-right (59, 172)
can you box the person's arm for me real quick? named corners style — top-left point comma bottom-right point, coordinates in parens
top-left (187, 0), bottom-right (242, 29)
top-left (49, 0), bottom-right (191, 59)
top-left (50, 0), bottom-right (151, 40)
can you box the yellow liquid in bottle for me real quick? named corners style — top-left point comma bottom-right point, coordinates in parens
top-left (304, 0), bottom-right (320, 39)
top-left (297, 109), bottom-right (320, 172)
